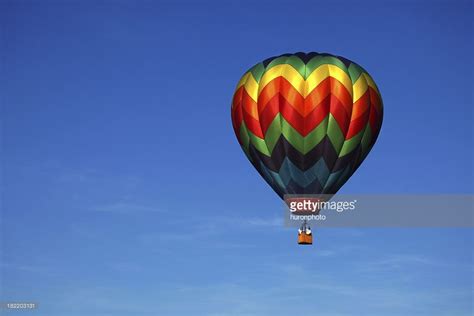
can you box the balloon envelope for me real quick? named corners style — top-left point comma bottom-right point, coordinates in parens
top-left (231, 52), bottom-right (383, 199)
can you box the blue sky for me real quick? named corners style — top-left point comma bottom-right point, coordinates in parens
top-left (1, 0), bottom-right (473, 315)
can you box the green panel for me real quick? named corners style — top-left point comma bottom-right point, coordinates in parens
top-left (264, 114), bottom-right (282, 153)
top-left (283, 56), bottom-right (307, 78)
top-left (360, 124), bottom-right (373, 156)
top-left (326, 114), bottom-right (345, 153)
top-left (347, 63), bottom-right (365, 83)
top-left (259, 114), bottom-right (331, 156)
top-left (339, 130), bottom-right (364, 157)
top-left (239, 123), bottom-right (250, 155)
top-left (265, 56), bottom-right (291, 69)
top-left (280, 118), bottom-right (304, 153)
top-left (249, 132), bottom-right (271, 156)
top-left (239, 123), bottom-right (271, 157)
top-left (265, 56), bottom-right (306, 78)
top-left (249, 63), bottom-right (265, 83)
top-left (305, 56), bottom-right (349, 78)
top-left (303, 116), bottom-right (329, 154)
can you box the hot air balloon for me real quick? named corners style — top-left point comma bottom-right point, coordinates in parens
top-left (231, 52), bottom-right (383, 245)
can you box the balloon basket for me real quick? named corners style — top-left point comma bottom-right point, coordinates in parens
top-left (297, 233), bottom-right (313, 245)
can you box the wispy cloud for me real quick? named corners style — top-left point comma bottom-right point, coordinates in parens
top-left (168, 276), bottom-right (473, 316)
top-left (356, 253), bottom-right (470, 273)
top-left (367, 254), bottom-right (435, 269)
top-left (108, 261), bottom-right (142, 273)
top-left (243, 216), bottom-right (283, 228)
top-left (1, 262), bottom-right (58, 277)
top-left (91, 202), bottom-right (165, 214)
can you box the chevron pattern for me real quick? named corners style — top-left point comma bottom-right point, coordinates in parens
top-left (231, 52), bottom-right (383, 198)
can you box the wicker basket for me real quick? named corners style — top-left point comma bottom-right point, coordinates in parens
top-left (298, 233), bottom-right (313, 245)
